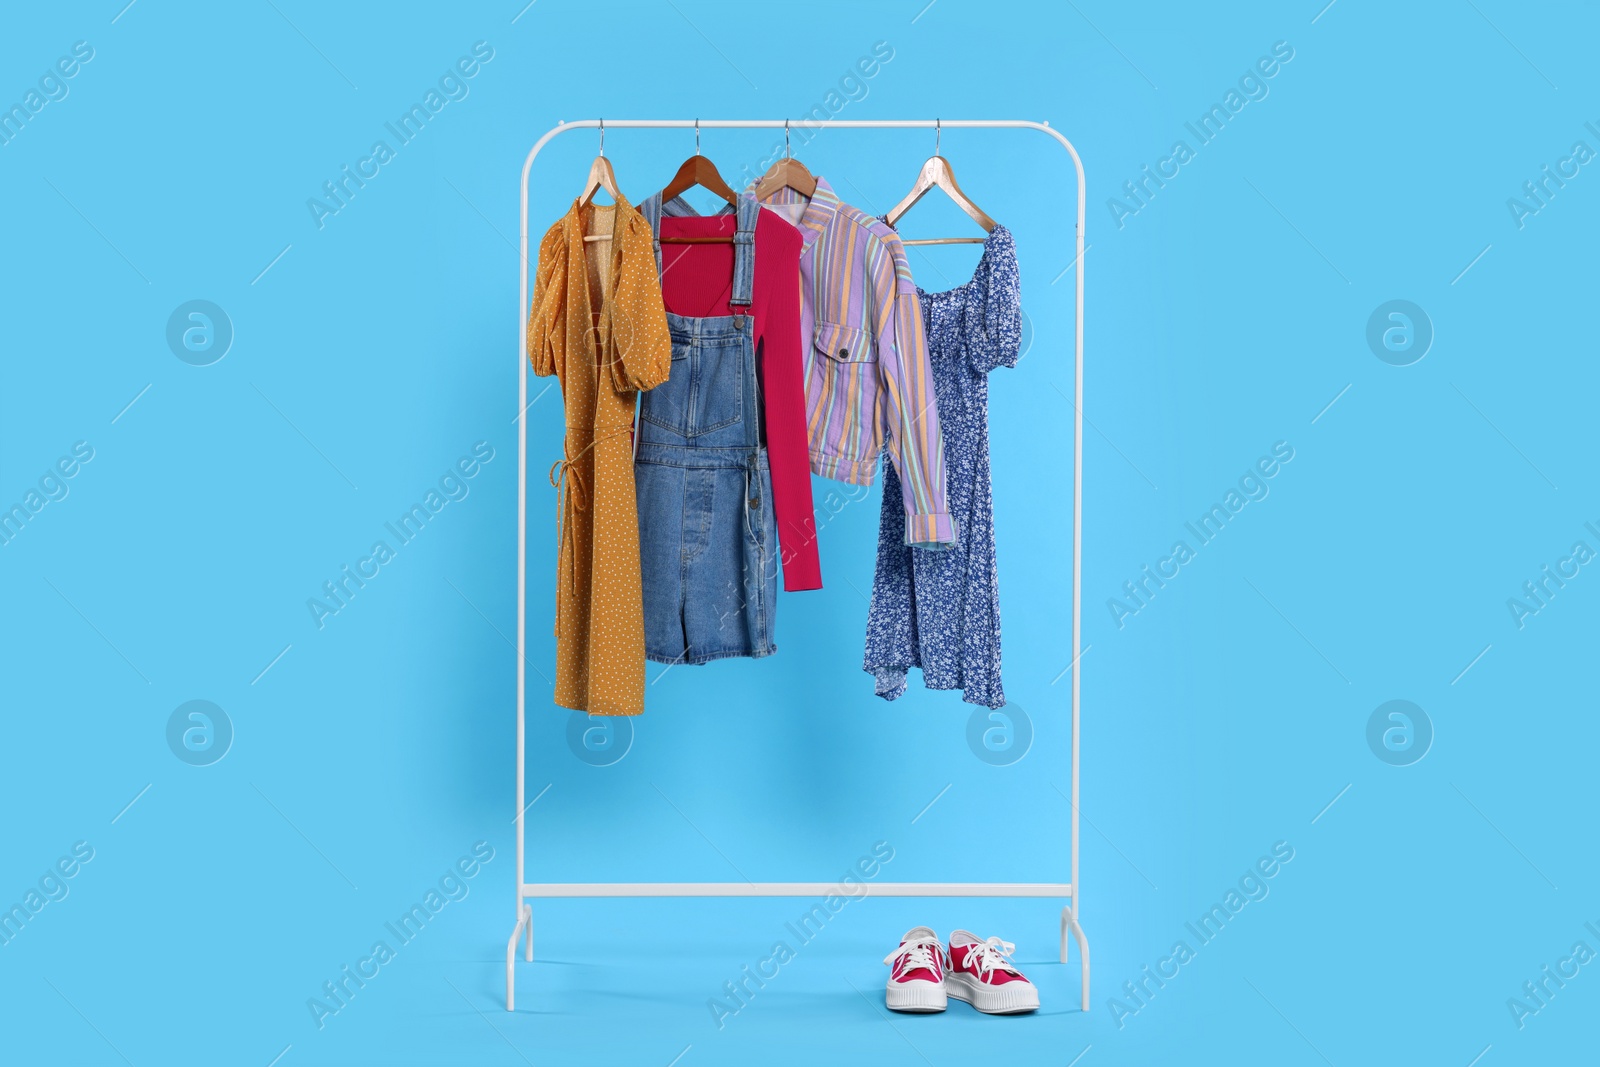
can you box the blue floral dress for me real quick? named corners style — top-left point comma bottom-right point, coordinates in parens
top-left (863, 225), bottom-right (1020, 709)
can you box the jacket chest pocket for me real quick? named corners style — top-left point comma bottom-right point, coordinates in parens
top-left (814, 321), bottom-right (874, 365)
top-left (812, 321), bottom-right (876, 419)
top-left (641, 338), bottom-right (745, 437)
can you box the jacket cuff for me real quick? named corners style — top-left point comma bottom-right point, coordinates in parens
top-left (810, 450), bottom-right (877, 486)
top-left (904, 511), bottom-right (957, 548)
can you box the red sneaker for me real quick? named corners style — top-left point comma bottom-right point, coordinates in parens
top-left (882, 926), bottom-right (948, 1013)
top-left (946, 931), bottom-right (1039, 1014)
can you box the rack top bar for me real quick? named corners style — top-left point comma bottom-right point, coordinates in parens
top-left (522, 882), bottom-right (1074, 898)
top-left (524, 121), bottom-right (1084, 190)
top-left (551, 119), bottom-right (1055, 128)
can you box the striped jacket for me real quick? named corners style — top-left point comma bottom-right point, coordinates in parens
top-left (757, 178), bottom-right (954, 546)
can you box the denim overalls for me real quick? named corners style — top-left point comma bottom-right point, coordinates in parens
top-left (635, 192), bottom-right (777, 664)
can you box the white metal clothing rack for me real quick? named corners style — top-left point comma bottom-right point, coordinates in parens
top-left (509, 118), bottom-right (1088, 1013)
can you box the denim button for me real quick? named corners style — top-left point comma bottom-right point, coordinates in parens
top-left (748, 496), bottom-right (759, 509)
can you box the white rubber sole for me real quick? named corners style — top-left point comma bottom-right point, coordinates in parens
top-left (886, 979), bottom-right (948, 1013)
top-left (946, 971), bottom-right (1040, 1014)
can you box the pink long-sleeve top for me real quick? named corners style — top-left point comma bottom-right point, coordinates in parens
top-left (655, 209), bottom-right (822, 592)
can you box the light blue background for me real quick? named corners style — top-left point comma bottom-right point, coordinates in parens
top-left (2, 1), bottom-right (1594, 1064)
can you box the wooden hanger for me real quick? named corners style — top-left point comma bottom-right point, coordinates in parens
top-left (578, 120), bottom-right (620, 207)
top-left (753, 120), bottom-right (818, 200)
top-left (885, 120), bottom-right (997, 246)
top-left (656, 120), bottom-right (737, 245)
top-left (579, 121), bottom-right (624, 243)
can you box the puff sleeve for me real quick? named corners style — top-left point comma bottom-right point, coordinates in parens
top-left (526, 223), bottom-right (566, 378)
top-left (606, 214), bottom-right (672, 394)
top-left (968, 226), bottom-right (1022, 374)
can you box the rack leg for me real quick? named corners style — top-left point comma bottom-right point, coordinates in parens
top-left (506, 909), bottom-right (529, 1012)
top-left (523, 903), bottom-right (534, 961)
top-left (1060, 906), bottom-right (1091, 1012)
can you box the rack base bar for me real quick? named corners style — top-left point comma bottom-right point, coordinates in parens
top-left (521, 882), bottom-right (1072, 898)
top-left (503, 900), bottom-right (1091, 1013)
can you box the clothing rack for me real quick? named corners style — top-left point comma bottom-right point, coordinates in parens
top-left (510, 119), bottom-right (1089, 1014)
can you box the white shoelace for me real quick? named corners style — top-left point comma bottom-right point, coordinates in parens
top-left (884, 936), bottom-right (944, 976)
top-left (961, 936), bottom-right (1019, 981)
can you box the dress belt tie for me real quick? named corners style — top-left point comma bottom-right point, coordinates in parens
top-left (549, 424), bottom-right (635, 636)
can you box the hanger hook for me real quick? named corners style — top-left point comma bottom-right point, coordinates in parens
top-left (935, 118), bottom-right (941, 157)
top-left (695, 118), bottom-right (701, 156)
top-left (598, 118), bottom-right (604, 157)
top-left (785, 119), bottom-right (791, 158)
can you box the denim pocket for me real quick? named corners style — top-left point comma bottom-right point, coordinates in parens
top-left (641, 341), bottom-right (693, 436)
top-left (642, 335), bottom-right (745, 438)
top-left (690, 338), bottom-right (744, 436)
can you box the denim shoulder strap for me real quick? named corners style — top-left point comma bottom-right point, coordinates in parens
top-left (661, 194), bottom-right (702, 217)
top-left (730, 193), bottom-right (758, 309)
top-left (638, 193), bottom-right (664, 277)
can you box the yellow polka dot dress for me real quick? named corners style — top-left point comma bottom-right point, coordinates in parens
top-left (527, 195), bottom-right (671, 716)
